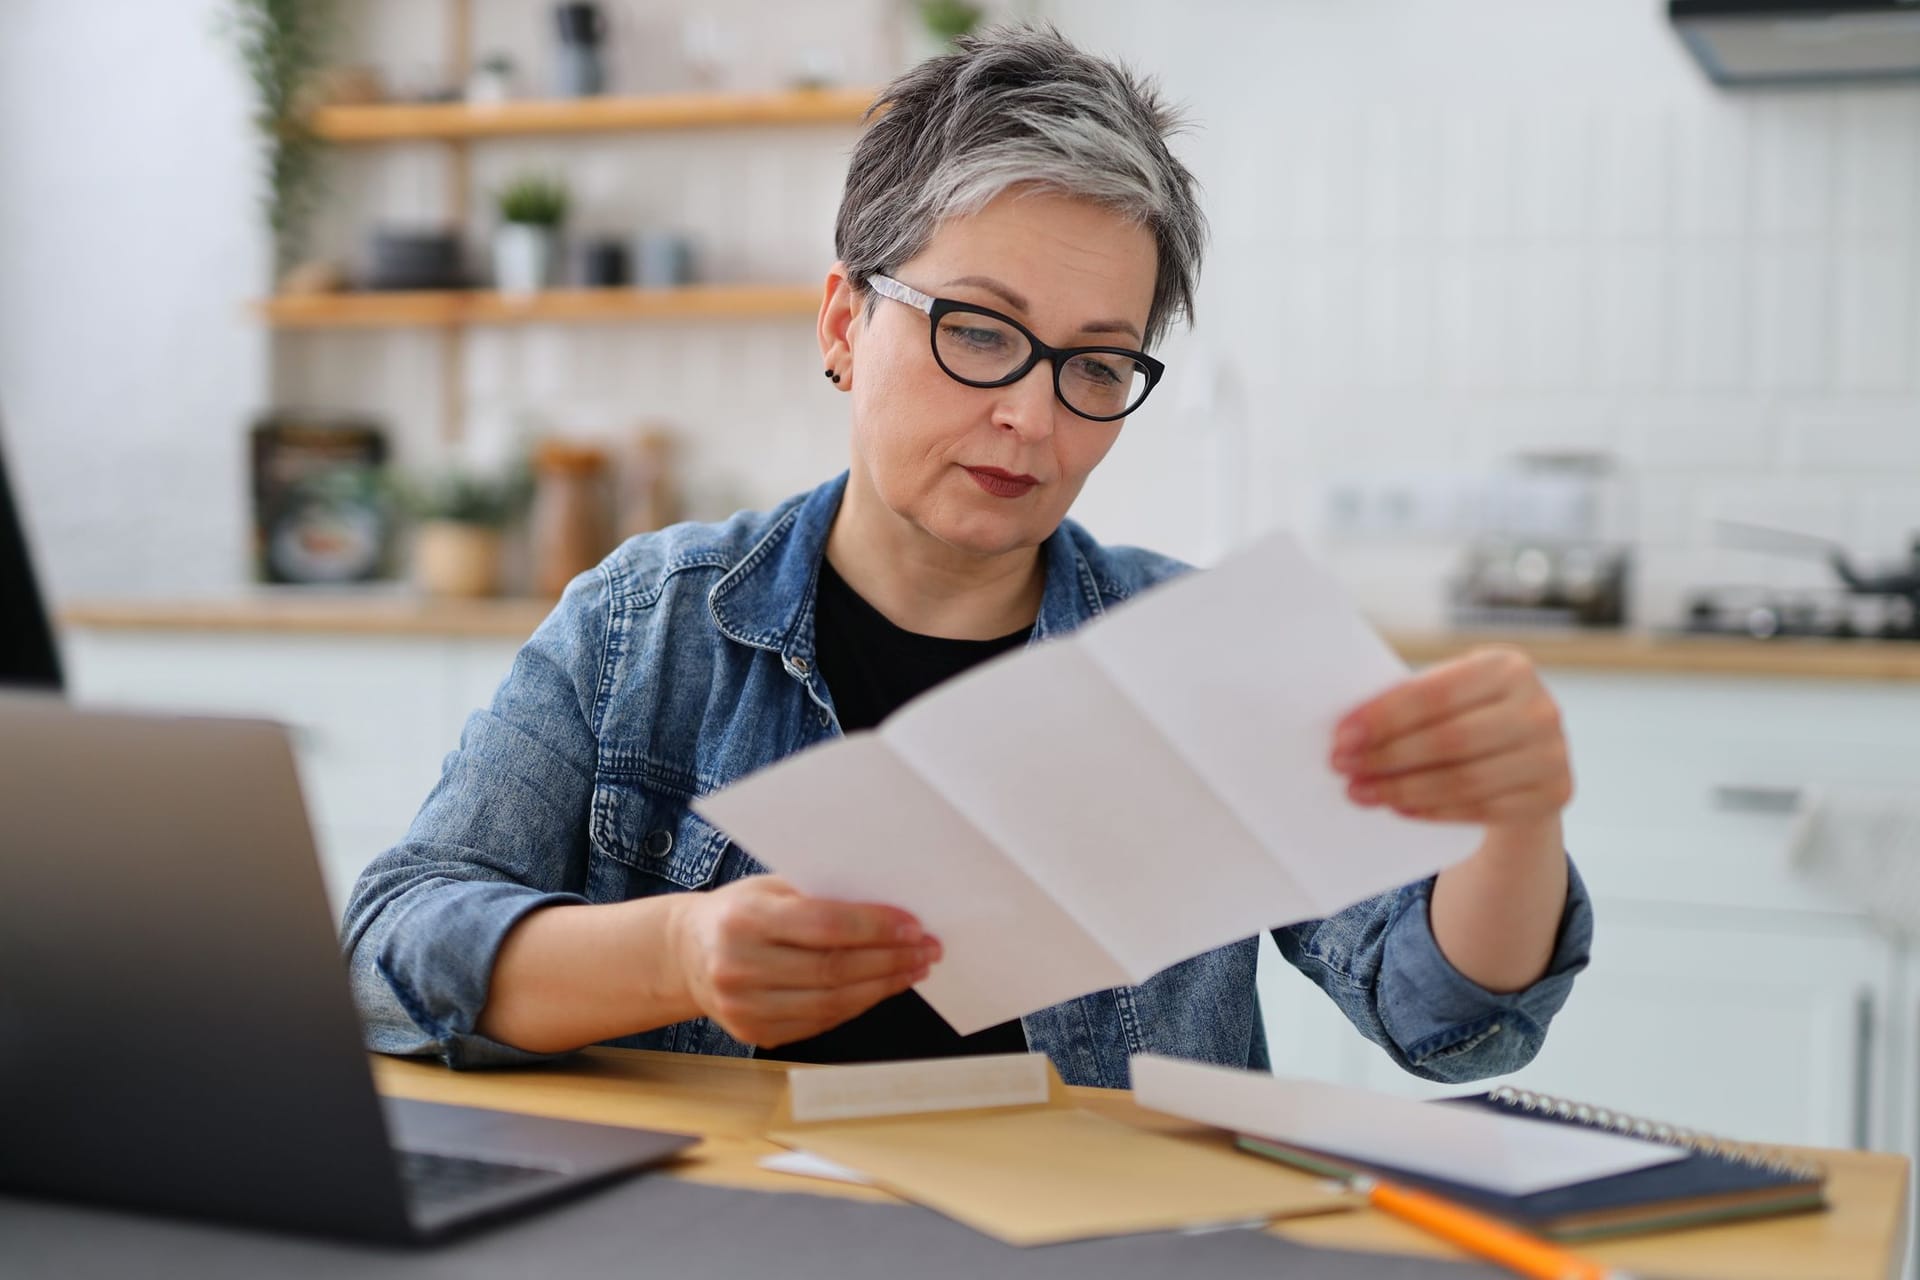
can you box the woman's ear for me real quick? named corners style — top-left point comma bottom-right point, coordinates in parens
top-left (816, 262), bottom-right (859, 391)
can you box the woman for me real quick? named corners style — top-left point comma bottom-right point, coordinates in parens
top-left (344, 25), bottom-right (1591, 1090)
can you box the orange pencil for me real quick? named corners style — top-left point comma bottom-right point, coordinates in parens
top-left (1356, 1175), bottom-right (1636, 1280)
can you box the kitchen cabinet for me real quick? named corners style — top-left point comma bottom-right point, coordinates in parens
top-left (63, 627), bottom-right (525, 914)
top-left (1273, 913), bottom-right (1893, 1146)
top-left (1546, 672), bottom-right (1920, 917)
top-left (1530, 671), bottom-right (1913, 1155)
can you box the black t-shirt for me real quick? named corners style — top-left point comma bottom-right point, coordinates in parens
top-left (759, 558), bottom-right (1032, 1065)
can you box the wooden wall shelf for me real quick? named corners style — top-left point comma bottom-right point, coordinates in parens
top-left (309, 87), bottom-right (877, 143)
top-left (275, 7), bottom-right (876, 441)
top-left (258, 284), bottom-right (822, 329)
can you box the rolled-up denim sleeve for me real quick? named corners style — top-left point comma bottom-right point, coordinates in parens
top-left (340, 567), bottom-right (609, 1069)
top-left (1272, 855), bottom-right (1593, 1083)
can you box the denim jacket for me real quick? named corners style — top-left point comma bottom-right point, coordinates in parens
top-left (343, 472), bottom-right (1592, 1090)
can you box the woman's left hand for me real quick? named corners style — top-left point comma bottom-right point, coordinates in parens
top-left (1329, 646), bottom-right (1573, 832)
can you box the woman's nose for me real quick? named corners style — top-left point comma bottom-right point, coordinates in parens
top-left (990, 359), bottom-right (1058, 441)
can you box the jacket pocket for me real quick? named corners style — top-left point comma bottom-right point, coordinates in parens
top-left (589, 777), bottom-right (731, 892)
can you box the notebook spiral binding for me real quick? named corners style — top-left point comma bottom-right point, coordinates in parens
top-left (1488, 1086), bottom-right (1826, 1182)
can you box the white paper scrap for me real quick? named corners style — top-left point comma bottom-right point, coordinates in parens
top-left (759, 1150), bottom-right (876, 1187)
top-left (1130, 1055), bottom-right (1685, 1198)
top-left (695, 531), bottom-right (1481, 1035)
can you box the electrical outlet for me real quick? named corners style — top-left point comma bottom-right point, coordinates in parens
top-left (1322, 474), bottom-right (1479, 541)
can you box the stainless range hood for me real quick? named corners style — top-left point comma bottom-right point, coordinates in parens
top-left (1672, 1), bottom-right (1920, 85)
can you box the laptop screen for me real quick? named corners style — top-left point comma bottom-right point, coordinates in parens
top-left (0, 417), bottom-right (63, 690)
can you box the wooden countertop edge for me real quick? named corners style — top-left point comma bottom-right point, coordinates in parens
top-left (1385, 631), bottom-right (1920, 681)
top-left (58, 596), bottom-right (559, 640)
top-left (54, 600), bottom-right (1920, 680)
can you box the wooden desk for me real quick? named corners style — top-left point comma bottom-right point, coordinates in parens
top-left (373, 1047), bottom-right (1911, 1280)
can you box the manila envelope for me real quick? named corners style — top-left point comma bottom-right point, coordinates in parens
top-left (766, 1053), bottom-right (1356, 1247)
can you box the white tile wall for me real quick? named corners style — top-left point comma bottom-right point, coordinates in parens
top-left (1595, 110), bottom-right (1672, 240)
top-left (1833, 244), bottom-right (1915, 391)
top-left (1781, 401), bottom-right (1920, 469)
top-left (1595, 245), bottom-right (1671, 389)
top-left (1048, 0), bottom-right (1920, 630)
top-left (1754, 244), bottom-right (1831, 392)
top-left (1837, 95), bottom-right (1918, 235)
top-left (1752, 96), bottom-right (1834, 238)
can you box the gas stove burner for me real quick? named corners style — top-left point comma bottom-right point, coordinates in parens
top-left (1683, 587), bottom-right (1920, 641)
top-left (1699, 522), bottom-right (1920, 640)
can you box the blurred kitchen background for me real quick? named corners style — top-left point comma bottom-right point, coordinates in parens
top-left (5, 0), bottom-right (1920, 1242)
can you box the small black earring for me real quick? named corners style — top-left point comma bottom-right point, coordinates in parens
top-left (829, 371), bottom-right (842, 384)
top-left (822, 369), bottom-right (833, 379)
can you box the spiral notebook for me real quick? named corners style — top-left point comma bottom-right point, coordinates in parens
top-left (1236, 1087), bottom-right (1828, 1243)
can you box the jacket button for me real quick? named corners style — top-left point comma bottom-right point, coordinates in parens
top-left (791, 656), bottom-right (811, 675)
top-left (644, 829), bottom-right (674, 857)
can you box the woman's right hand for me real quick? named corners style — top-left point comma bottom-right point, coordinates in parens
top-left (667, 875), bottom-right (940, 1048)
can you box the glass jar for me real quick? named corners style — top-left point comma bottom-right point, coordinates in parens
top-left (529, 439), bottom-right (612, 597)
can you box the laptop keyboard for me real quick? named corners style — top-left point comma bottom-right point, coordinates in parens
top-left (396, 1148), bottom-right (564, 1208)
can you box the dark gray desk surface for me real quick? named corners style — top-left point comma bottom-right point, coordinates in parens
top-left (1, 1174), bottom-right (1507, 1279)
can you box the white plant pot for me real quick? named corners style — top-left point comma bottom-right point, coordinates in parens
top-left (467, 65), bottom-right (513, 105)
top-left (494, 223), bottom-right (556, 296)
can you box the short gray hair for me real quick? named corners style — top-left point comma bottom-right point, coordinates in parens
top-left (834, 23), bottom-right (1207, 350)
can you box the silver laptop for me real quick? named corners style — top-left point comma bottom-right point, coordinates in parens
top-left (0, 694), bottom-right (697, 1242)
top-left (0, 417), bottom-right (695, 1242)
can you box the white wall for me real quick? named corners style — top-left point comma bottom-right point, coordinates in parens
top-left (0, 0), bottom-right (266, 600)
top-left (6, 1), bottom-right (1919, 625)
top-left (1051, 0), bottom-right (1920, 627)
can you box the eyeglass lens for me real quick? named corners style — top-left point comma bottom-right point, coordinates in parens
top-left (932, 310), bottom-right (1150, 419)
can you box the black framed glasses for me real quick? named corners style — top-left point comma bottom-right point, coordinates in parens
top-left (868, 274), bottom-right (1164, 423)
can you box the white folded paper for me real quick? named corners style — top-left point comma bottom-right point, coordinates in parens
top-left (1130, 1055), bottom-right (1685, 1197)
top-left (694, 531), bottom-right (1480, 1034)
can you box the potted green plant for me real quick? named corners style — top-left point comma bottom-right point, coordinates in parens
top-left (399, 465), bottom-right (531, 598)
top-left (494, 174), bottom-right (570, 296)
top-left (222, 0), bottom-right (338, 287)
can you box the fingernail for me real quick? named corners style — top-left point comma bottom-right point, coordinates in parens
top-left (1330, 750), bottom-right (1358, 772)
top-left (1335, 723), bottom-right (1367, 754)
top-left (920, 941), bottom-right (942, 963)
top-left (894, 922), bottom-right (922, 943)
top-left (1350, 781), bottom-right (1379, 805)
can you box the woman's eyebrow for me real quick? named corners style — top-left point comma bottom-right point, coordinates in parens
top-left (941, 274), bottom-right (1143, 343)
